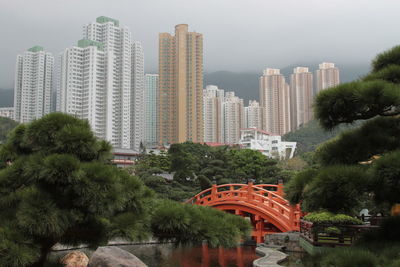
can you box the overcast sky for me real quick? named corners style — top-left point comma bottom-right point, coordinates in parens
top-left (1, 0), bottom-right (400, 88)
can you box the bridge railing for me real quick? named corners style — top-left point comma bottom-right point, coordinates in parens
top-left (187, 183), bottom-right (301, 231)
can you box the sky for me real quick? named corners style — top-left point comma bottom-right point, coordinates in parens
top-left (1, 0), bottom-right (400, 88)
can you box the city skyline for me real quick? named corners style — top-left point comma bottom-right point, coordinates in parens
top-left (1, 0), bottom-right (400, 89)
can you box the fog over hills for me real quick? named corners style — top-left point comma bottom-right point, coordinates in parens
top-left (0, 89), bottom-right (13, 107)
top-left (0, 62), bottom-right (370, 107)
top-left (205, 62), bottom-right (371, 103)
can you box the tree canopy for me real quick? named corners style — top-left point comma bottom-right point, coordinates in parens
top-left (0, 116), bottom-right (18, 144)
top-left (286, 45), bottom-right (400, 214)
top-left (0, 114), bottom-right (252, 267)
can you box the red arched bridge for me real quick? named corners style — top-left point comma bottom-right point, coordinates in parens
top-left (187, 182), bottom-right (301, 243)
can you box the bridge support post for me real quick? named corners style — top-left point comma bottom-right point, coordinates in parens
top-left (255, 217), bottom-right (265, 244)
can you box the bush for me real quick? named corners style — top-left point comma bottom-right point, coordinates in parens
top-left (303, 212), bottom-right (362, 225)
top-left (150, 200), bottom-right (251, 247)
top-left (320, 248), bottom-right (378, 267)
top-left (301, 165), bottom-right (368, 213)
top-left (369, 150), bottom-right (400, 205)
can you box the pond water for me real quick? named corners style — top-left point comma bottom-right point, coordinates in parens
top-left (52, 243), bottom-right (309, 267)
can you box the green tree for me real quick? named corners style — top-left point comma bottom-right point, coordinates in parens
top-left (286, 45), bottom-right (400, 214)
top-left (0, 113), bottom-right (153, 267)
top-left (0, 117), bottom-right (18, 144)
top-left (151, 200), bottom-right (251, 247)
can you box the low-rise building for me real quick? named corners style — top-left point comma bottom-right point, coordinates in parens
top-left (239, 128), bottom-right (296, 159)
top-left (111, 148), bottom-right (140, 168)
top-left (0, 107), bottom-right (14, 120)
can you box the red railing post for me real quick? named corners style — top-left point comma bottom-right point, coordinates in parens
top-left (211, 183), bottom-right (218, 201)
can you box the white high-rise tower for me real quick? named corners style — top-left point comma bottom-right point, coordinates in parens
top-left (145, 74), bottom-right (159, 147)
top-left (14, 46), bottom-right (54, 123)
top-left (244, 100), bottom-right (262, 129)
top-left (58, 16), bottom-right (145, 151)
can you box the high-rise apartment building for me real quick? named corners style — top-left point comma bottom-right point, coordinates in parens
top-left (223, 92), bottom-right (245, 144)
top-left (145, 74), bottom-right (159, 147)
top-left (315, 62), bottom-right (340, 94)
top-left (131, 41), bottom-right (145, 151)
top-left (58, 16), bottom-right (144, 151)
top-left (244, 100), bottom-right (262, 129)
top-left (203, 85), bottom-right (224, 143)
top-left (14, 46), bottom-right (54, 123)
top-left (158, 24), bottom-right (203, 145)
top-left (290, 67), bottom-right (313, 131)
top-left (203, 85), bottom-right (245, 144)
top-left (259, 68), bottom-right (290, 135)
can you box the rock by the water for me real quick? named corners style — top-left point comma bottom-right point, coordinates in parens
top-left (60, 251), bottom-right (89, 267)
top-left (89, 246), bottom-right (147, 267)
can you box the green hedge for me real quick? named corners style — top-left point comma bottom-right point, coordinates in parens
top-left (304, 212), bottom-right (362, 225)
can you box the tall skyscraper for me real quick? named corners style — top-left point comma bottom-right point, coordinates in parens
top-left (131, 41), bottom-right (145, 151)
top-left (145, 74), bottom-right (159, 146)
top-left (203, 85), bottom-right (224, 143)
top-left (244, 100), bottom-right (262, 129)
top-left (223, 92), bottom-right (245, 144)
top-left (315, 62), bottom-right (340, 94)
top-left (14, 46), bottom-right (54, 123)
top-left (158, 24), bottom-right (203, 145)
top-left (58, 16), bottom-right (144, 151)
top-left (259, 68), bottom-right (290, 135)
top-left (58, 40), bottom-right (106, 139)
top-left (290, 67), bottom-right (313, 131)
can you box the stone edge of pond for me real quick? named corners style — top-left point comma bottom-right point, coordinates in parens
top-left (253, 245), bottom-right (288, 267)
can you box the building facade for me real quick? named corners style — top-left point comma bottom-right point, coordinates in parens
top-left (0, 107), bottom-right (14, 120)
top-left (223, 91), bottom-right (245, 144)
top-left (244, 100), bottom-right (262, 129)
top-left (315, 62), bottom-right (340, 95)
top-left (203, 85), bottom-right (224, 143)
top-left (145, 74), bottom-right (159, 147)
top-left (239, 128), bottom-right (296, 159)
top-left (58, 16), bottom-right (145, 151)
top-left (158, 24), bottom-right (203, 145)
top-left (259, 68), bottom-right (290, 135)
top-left (14, 46), bottom-right (54, 123)
top-left (290, 67), bottom-right (313, 131)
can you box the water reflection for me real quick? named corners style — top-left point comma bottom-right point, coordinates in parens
top-left (120, 243), bottom-right (258, 267)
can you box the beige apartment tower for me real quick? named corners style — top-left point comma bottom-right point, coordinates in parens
top-left (290, 67), bottom-right (313, 131)
top-left (259, 68), bottom-right (290, 135)
top-left (158, 24), bottom-right (203, 144)
top-left (315, 62), bottom-right (340, 95)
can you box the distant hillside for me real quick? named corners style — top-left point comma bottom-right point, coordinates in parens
top-left (204, 63), bottom-right (370, 103)
top-left (0, 89), bottom-right (13, 107)
top-left (282, 120), bottom-right (360, 155)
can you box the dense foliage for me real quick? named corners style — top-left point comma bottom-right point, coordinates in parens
top-left (0, 116), bottom-right (18, 144)
top-left (133, 142), bottom-right (293, 201)
top-left (303, 212), bottom-right (362, 225)
top-left (0, 114), bottom-right (252, 267)
top-left (151, 200), bottom-right (251, 248)
top-left (0, 114), bottom-right (154, 267)
top-left (282, 120), bottom-right (359, 155)
top-left (285, 46), bottom-right (400, 217)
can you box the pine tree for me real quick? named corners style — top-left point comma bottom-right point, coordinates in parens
top-left (0, 113), bottom-right (152, 267)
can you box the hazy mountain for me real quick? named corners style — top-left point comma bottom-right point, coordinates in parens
top-left (0, 63), bottom-right (370, 107)
top-left (204, 62), bottom-right (370, 103)
top-left (0, 89), bottom-right (13, 107)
